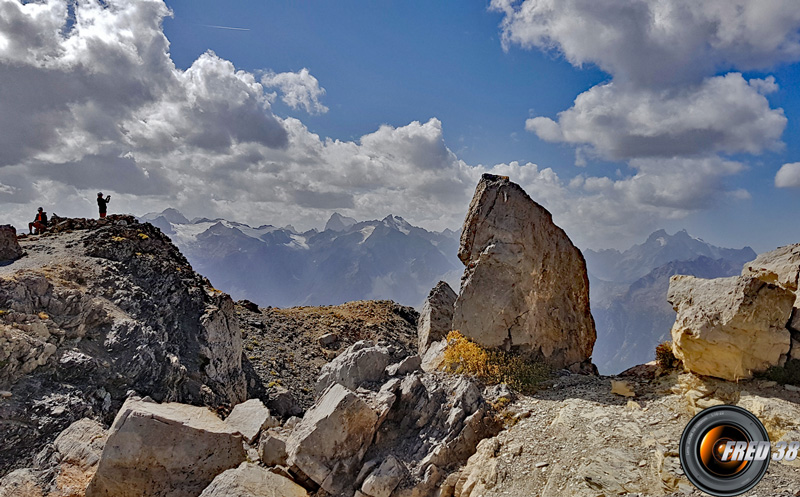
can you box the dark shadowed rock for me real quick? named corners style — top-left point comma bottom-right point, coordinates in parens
top-left (452, 174), bottom-right (596, 370)
top-left (0, 225), bottom-right (22, 262)
top-left (0, 219), bottom-right (246, 474)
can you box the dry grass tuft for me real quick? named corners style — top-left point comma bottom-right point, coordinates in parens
top-left (441, 330), bottom-right (550, 394)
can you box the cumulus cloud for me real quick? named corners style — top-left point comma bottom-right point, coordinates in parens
top-left (0, 0), bottom-right (476, 233)
top-left (491, 0), bottom-right (800, 87)
top-left (261, 68), bottom-right (329, 114)
top-left (775, 162), bottom-right (800, 188)
top-left (526, 74), bottom-right (786, 160)
top-left (493, 1), bottom-right (798, 159)
top-left (486, 157), bottom-right (745, 247)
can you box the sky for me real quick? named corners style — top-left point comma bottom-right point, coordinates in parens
top-left (1, 0), bottom-right (800, 252)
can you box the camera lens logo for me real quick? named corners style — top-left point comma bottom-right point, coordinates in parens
top-left (679, 405), bottom-right (770, 496)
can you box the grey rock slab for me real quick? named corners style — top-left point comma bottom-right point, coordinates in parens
top-left (86, 398), bottom-right (246, 497)
top-left (315, 340), bottom-right (391, 394)
top-left (224, 398), bottom-right (278, 444)
top-left (417, 281), bottom-right (456, 354)
top-left (286, 383), bottom-right (378, 494)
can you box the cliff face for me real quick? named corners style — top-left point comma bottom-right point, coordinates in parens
top-left (0, 216), bottom-right (246, 474)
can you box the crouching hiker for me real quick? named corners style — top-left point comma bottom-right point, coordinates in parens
top-left (28, 207), bottom-right (47, 234)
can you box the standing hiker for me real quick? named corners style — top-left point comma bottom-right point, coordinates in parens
top-left (28, 207), bottom-right (48, 234)
top-left (97, 192), bottom-right (111, 218)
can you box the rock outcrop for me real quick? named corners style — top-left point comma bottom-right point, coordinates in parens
top-left (668, 274), bottom-right (795, 380)
top-left (235, 299), bottom-right (419, 413)
top-left (86, 397), bottom-right (246, 497)
top-left (451, 174), bottom-right (595, 370)
top-left (0, 217), bottom-right (246, 474)
top-left (417, 281), bottom-right (456, 354)
top-left (742, 244), bottom-right (800, 356)
top-left (0, 225), bottom-right (22, 262)
top-left (742, 243), bottom-right (800, 306)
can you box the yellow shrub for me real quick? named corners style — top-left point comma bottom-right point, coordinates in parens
top-left (111, 236), bottom-right (126, 242)
top-left (137, 233), bottom-right (149, 240)
top-left (38, 312), bottom-right (49, 320)
top-left (441, 331), bottom-right (550, 394)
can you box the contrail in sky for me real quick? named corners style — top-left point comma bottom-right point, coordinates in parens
top-left (200, 24), bottom-right (250, 31)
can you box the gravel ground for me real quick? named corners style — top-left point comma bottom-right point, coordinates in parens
top-left (454, 366), bottom-right (800, 497)
top-left (236, 299), bottom-right (419, 411)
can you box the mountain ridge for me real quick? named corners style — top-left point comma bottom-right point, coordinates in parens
top-left (137, 209), bottom-right (463, 308)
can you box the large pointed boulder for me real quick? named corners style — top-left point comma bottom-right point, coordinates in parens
top-left (451, 174), bottom-right (595, 369)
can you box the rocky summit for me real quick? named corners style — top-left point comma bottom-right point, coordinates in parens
top-left (0, 216), bottom-right (246, 474)
top-left (452, 174), bottom-right (596, 371)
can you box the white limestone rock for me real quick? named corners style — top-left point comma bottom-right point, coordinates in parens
top-left (668, 274), bottom-right (795, 380)
top-left (198, 462), bottom-right (308, 497)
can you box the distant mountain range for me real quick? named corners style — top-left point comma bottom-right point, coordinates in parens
top-left (139, 209), bottom-right (462, 308)
top-left (140, 210), bottom-right (759, 374)
top-left (586, 229), bottom-right (757, 374)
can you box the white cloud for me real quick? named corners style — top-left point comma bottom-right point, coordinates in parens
top-left (526, 74), bottom-right (786, 160)
top-left (494, 1), bottom-right (798, 161)
top-left (492, 1), bottom-right (799, 156)
top-left (261, 68), bottom-right (329, 114)
top-left (775, 162), bottom-right (800, 188)
top-left (490, 0), bottom-right (800, 87)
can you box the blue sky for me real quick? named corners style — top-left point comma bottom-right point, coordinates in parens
top-left (163, 1), bottom-right (607, 166)
top-left (1, 0), bottom-right (799, 252)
